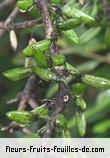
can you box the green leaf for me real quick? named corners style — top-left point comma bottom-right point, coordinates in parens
top-left (52, 54), bottom-right (66, 66)
top-left (81, 74), bottom-right (110, 90)
top-left (79, 27), bottom-right (101, 44)
top-left (58, 19), bottom-right (81, 30)
top-left (50, 0), bottom-right (63, 4)
top-left (34, 66), bottom-right (57, 82)
top-left (75, 111), bottom-right (86, 137)
top-left (92, 119), bottom-right (110, 134)
top-left (71, 83), bottom-right (86, 97)
top-left (33, 50), bottom-right (50, 68)
top-left (77, 60), bottom-right (99, 73)
top-left (75, 97), bottom-right (87, 110)
top-left (6, 111), bottom-right (34, 124)
top-left (56, 114), bottom-right (67, 128)
top-left (17, 0), bottom-right (33, 12)
top-left (104, 27), bottom-right (110, 48)
top-left (24, 132), bottom-right (40, 138)
top-left (62, 5), bottom-right (95, 24)
top-left (62, 29), bottom-right (79, 44)
top-left (65, 62), bottom-right (80, 75)
top-left (32, 104), bottom-right (48, 119)
top-left (23, 39), bottom-right (51, 57)
top-left (3, 67), bottom-right (33, 81)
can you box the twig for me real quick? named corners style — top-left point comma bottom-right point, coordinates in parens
top-left (15, 74), bottom-right (38, 111)
top-left (0, 19), bottom-right (42, 30)
top-left (0, 0), bottom-right (16, 12)
top-left (36, 0), bottom-right (53, 38)
top-left (0, 6), bottom-right (18, 38)
top-left (61, 47), bottom-right (110, 64)
top-left (101, 0), bottom-right (110, 22)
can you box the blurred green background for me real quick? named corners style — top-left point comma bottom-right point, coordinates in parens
top-left (0, 0), bottom-right (110, 138)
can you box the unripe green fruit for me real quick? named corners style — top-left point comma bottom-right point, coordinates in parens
top-left (52, 54), bottom-right (66, 66)
top-left (6, 111), bottom-right (34, 124)
top-left (17, 0), bottom-right (33, 12)
top-left (81, 74), bottom-right (110, 90)
top-left (3, 67), bottom-right (33, 81)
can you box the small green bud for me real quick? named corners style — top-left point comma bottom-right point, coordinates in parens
top-left (6, 111), bottom-right (34, 124)
top-left (17, 0), bottom-right (33, 12)
top-left (62, 5), bottom-right (95, 24)
top-left (76, 97), bottom-right (86, 110)
top-left (65, 62), bottom-right (80, 75)
top-left (81, 74), bottom-right (110, 90)
top-left (52, 54), bottom-right (66, 66)
top-left (72, 83), bottom-right (86, 97)
top-left (75, 111), bottom-right (86, 137)
top-left (34, 67), bottom-right (57, 82)
top-left (62, 29), bottom-right (79, 44)
top-left (58, 19), bottom-right (81, 30)
top-left (3, 67), bottom-right (33, 81)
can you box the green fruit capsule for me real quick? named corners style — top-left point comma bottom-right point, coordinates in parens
top-left (58, 19), bottom-right (81, 30)
top-left (23, 39), bottom-right (51, 57)
top-left (34, 67), bottom-right (57, 82)
top-left (6, 111), bottom-right (34, 124)
top-left (65, 62), bottom-right (80, 76)
top-left (75, 111), bottom-right (86, 137)
top-left (72, 83), bottom-right (86, 97)
top-left (81, 74), bottom-right (110, 90)
top-left (62, 29), bottom-right (79, 44)
top-left (52, 54), bottom-right (66, 66)
top-left (62, 5), bottom-right (95, 24)
top-left (17, 0), bottom-right (33, 12)
top-left (50, 0), bottom-right (63, 4)
top-left (76, 97), bottom-right (86, 110)
top-left (3, 67), bottom-right (33, 81)
top-left (79, 27), bottom-right (101, 44)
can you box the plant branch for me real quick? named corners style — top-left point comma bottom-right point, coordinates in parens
top-left (36, 0), bottom-right (70, 138)
top-left (0, 6), bottom-right (18, 38)
top-left (0, 19), bottom-right (42, 30)
top-left (0, 0), bottom-right (16, 12)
